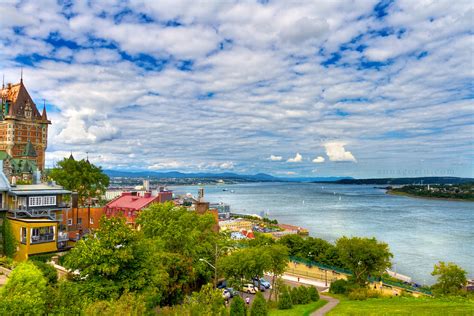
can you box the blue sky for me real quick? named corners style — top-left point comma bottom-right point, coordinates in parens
top-left (0, 0), bottom-right (472, 177)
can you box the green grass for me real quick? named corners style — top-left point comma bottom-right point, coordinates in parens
top-left (269, 300), bottom-right (328, 316)
top-left (327, 295), bottom-right (474, 316)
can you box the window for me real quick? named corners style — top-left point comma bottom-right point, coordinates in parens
top-left (31, 226), bottom-right (55, 243)
top-left (77, 218), bottom-right (82, 225)
top-left (29, 196), bottom-right (56, 207)
top-left (90, 217), bottom-right (94, 225)
top-left (67, 219), bottom-right (72, 226)
top-left (21, 227), bottom-right (27, 244)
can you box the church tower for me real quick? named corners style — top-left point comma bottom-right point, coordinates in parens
top-left (0, 78), bottom-right (51, 171)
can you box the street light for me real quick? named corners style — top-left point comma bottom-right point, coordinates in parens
top-left (199, 258), bottom-right (217, 288)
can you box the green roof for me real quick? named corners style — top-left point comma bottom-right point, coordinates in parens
top-left (22, 140), bottom-right (37, 158)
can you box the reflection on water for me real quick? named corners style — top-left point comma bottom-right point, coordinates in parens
top-left (170, 182), bottom-right (474, 284)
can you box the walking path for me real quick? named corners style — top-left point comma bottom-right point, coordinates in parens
top-left (311, 295), bottom-right (339, 316)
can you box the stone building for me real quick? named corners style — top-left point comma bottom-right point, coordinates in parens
top-left (0, 79), bottom-right (50, 179)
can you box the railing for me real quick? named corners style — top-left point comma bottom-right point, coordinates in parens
top-left (31, 234), bottom-right (55, 244)
top-left (290, 256), bottom-right (431, 295)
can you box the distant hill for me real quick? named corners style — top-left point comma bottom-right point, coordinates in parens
top-left (104, 170), bottom-right (280, 181)
top-left (103, 170), bottom-right (352, 183)
top-left (319, 177), bottom-right (474, 185)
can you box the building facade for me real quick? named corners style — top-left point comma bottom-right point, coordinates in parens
top-left (0, 80), bottom-right (50, 175)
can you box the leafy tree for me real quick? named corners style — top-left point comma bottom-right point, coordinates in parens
top-left (0, 262), bottom-right (48, 315)
top-left (250, 292), bottom-right (268, 316)
top-left (298, 286), bottom-right (311, 304)
top-left (336, 236), bottom-right (392, 286)
top-left (290, 286), bottom-right (301, 304)
top-left (187, 283), bottom-right (225, 316)
top-left (431, 261), bottom-right (467, 296)
top-left (265, 244), bottom-right (289, 301)
top-left (30, 260), bottom-right (58, 285)
top-left (308, 286), bottom-right (320, 302)
top-left (137, 202), bottom-right (219, 300)
top-left (278, 234), bottom-right (306, 257)
top-left (277, 285), bottom-right (292, 310)
top-left (230, 295), bottom-right (246, 316)
top-left (50, 156), bottom-right (109, 207)
top-left (64, 216), bottom-right (167, 301)
top-left (85, 292), bottom-right (147, 316)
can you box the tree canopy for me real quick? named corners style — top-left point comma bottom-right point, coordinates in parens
top-left (49, 157), bottom-right (109, 206)
top-left (431, 261), bottom-right (467, 296)
top-left (336, 236), bottom-right (392, 286)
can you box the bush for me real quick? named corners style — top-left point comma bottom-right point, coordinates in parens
top-left (0, 256), bottom-right (15, 269)
top-left (250, 292), bottom-right (268, 316)
top-left (2, 219), bottom-right (16, 258)
top-left (298, 286), bottom-right (311, 304)
top-left (85, 292), bottom-right (147, 316)
top-left (31, 260), bottom-right (58, 285)
top-left (290, 286), bottom-right (301, 304)
top-left (308, 286), bottom-right (320, 302)
top-left (329, 279), bottom-right (358, 294)
top-left (230, 295), bottom-right (246, 316)
top-left (277, 286), bottom-right (292, 310)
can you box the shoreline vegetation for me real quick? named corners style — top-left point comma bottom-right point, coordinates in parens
top-left (386, 184), bottom-right (474, 202)
top-left (386, 189), bottom-right (474, 202)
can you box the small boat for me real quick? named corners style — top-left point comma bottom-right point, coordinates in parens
top-left (222, 188), bottom-right (228, 191)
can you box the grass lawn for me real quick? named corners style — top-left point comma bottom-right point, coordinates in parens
top-left (269, 300), bottom-right (328, 316)
top-left (327, 295), bottom-right (474, 316)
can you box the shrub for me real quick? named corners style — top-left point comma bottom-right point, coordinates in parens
top-left (31, 260), bottom-right (58, 285)
top-left (329, 279), bottom-right (359, 294)
top-left (230, 295), bottom-right (246, 316)
top-left (2, 219), bottom-right (16, 258)
top-left (290, 286), bottom-right (301, 304)
top-left (298, 286), bottom-right (311, 304)
top-left (308, 286), bottom-right (320, 302)
top-left (277, 286), bottom-right (292, 310)
top-left (85, 292), bottom-right (147, 316)
top-left (0, 262), bottom-right (48, 315)
top-left (250, 292), bottom-right (268, 316)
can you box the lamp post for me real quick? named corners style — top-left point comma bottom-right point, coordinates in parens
top-left (199, 258), bottom-right (217, 288)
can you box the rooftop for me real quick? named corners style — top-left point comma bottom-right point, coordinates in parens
top-left (106, 192), bottom-right (160, 210)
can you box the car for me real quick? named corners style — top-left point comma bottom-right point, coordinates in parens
top-left (253, 277), bottom-right (271, 289)
top-left (222, 289), bottom-right (231, 299)
top-left (226, 287), bottom-right (237, 298)
top-left (242, 283), bottom-right (258, 294)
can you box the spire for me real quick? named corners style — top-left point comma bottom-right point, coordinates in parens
top-left (20, 67), bottom-right (23, 83)
top-left (69, 152), bottom-right (75, 161)
top-left (86, 152), bottom-right (90, 164)
top-left (42, 100), bottom-right (48, 120)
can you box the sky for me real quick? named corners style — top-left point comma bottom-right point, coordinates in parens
top-left (0, 0), bottom-right (473, 178)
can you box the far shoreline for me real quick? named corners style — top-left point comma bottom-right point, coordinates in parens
top-left (386, 190), bottom-right (474, 202)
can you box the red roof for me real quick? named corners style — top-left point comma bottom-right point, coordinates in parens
top-left (105, 192), bottom-right (159, 211)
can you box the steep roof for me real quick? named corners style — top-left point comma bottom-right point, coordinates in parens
top-left (0, 81), bottom-right (49, 122)
top-left (106, 192), bottom-right (160, 211)
top-left (22, 140), bottom-right (37, 157)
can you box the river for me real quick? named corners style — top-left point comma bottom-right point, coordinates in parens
top-left (170, 182), bottom-right (474, 284)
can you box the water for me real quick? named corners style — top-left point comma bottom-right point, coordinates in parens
top-left (170, 182), bottom-right (474, 284)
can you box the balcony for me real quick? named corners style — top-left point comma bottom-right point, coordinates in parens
top-left (31, 234), bottom-right (55, 244)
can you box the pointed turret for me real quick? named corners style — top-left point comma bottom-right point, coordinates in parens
top-left (42, 101), bottom-right (48, 120)
top-left (68, 152), bottom-right (75, 161)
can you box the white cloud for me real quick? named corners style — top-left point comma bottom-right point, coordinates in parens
top-left (148, 161), bottom-right (184, 170)
top-left (286, 171), bottom-right (296, 175)
top-left (287, 153), bottom-right (303, 163)
top-left (324, 142), bottom-right (357, 162)
top-left (219, 161), bottom-right (234, 169)
top-left (312, 156), bottom-right (325, 163)
top-left (269, 155), bottom-right (283, 161)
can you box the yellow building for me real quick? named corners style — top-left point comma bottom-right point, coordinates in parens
top-left (8, 217), bottom-right (59, 261)
top-left (6, 183), bottom-right (71, 261)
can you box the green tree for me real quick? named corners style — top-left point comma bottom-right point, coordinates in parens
top-left (277, 285), bottom-right (292, 310)
top-left (30, 259), bottom-right (58, 285)
top-left (336, 236), bottom-right (392, 286)
top-left (265, 244), bottom-right (289, 301)
top-left (50, 156), bottom-right (109, 207)
top-left (250, 292), bottom-right (268, 316)
top-left (0, 262), bottom-right (48, 315)
top-left (431, 261), bottom-right (467, 296)
top-left (85, 292), bottom-right (147, 316)
top-left (230, 295), bottom-right (246, 316)
top-left (64, 216), bottom-right (167, 301)
top-left (187, 283), bottom-right (225, 316)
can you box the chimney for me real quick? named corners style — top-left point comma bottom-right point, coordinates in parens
top-left (198, 187), bottom-right (204, 202)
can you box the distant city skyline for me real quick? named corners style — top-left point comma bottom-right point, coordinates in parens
top-left (0, 0), bottom-right (472, 178)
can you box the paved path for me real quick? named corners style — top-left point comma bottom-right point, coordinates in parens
top-left (311, 294), bottom-right (339, 316)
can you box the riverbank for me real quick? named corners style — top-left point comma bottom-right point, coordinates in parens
top-left (386, 189), bottom-right (474, 202)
